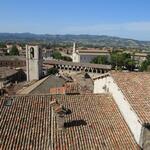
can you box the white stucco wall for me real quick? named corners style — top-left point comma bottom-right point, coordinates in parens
top-left (72, 52), bottom-right (80, 62)
top-left (94, 75), bottom-right (143, 147)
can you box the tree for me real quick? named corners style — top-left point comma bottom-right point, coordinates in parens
top-left (140, 55), bottom-right (150, 72)
top-left (47, 68), bottom-right (59, 75)
top-left (0, 43), bottom-right (6, 48)
top-left (91, 55), bottom-right (109, 64)
top-left (61, 56), bottom-right (72, 61)
top-left (147, 65), bottom-right (150, 72)
top-left (125, 59), bottom-right (136, 71)
top-left (9, 45), bottom-right (19, 55)
top-left (52, 51), bottom-right (62, 60)
top-left (110, 52), bottom-right (119, 69)
top-left (110, 52), bottom-right (135, 71)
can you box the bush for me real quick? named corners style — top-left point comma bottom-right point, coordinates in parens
top-left (61, 56), bottom-right (72, 61)
top-left (91, 55), bottom-right (109, 64)
top-left (140, 60), bottom-right (150, 71)
top-left (47, 68), bottom-right (59, 75)
top-left (110, 52), bottom-right (135, 71)
top-left (52, 51), bottom-right (62, 60)
top-left (9, 45), bottom-right (19, 55)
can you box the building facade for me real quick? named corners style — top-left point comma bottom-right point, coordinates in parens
top-left (72, 43), bottom-right (110, 63)
top-left (0, 56), bottom-right (26, 67)
top-left (43, 49), bottom-right (53, 60)
top-left (0, 67), bottom-right (26, 89)
top-left (93, 72), bottom-right (150, 149)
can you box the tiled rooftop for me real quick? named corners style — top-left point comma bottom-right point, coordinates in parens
top-left (17, 75), bottom-right (66, 95)
top-left (1, 94), bottom-right (139, 149)
top-left (0, 56), bottom-right (26, 61)
top-left (1, 95), bottom-right (52, 149)
top-left (0, 67), bottom-right (18, 79)
top-left (112, 72), bottom-right (150, 124)
top-left (65, 82), bottom-right (81, 94)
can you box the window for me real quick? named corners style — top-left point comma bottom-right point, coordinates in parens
top-left (30, 47), bottom-right (34, 59)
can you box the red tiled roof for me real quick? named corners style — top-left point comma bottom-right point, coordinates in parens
top-left (1, 95), bottom-right (52, 149)
top-left (1, 94), bottom-right (139, 149)
top-left (54, 94), bottom-right (139, 149)
top-left (112, 72), bottom-right (150, 124)
top-left (65, 82), bottom-right (81, 94)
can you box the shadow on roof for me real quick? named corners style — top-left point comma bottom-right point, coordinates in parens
top-left (64, 119), bottom-right (87, 128)
top-left (62, 107), bottom-right (72, 115)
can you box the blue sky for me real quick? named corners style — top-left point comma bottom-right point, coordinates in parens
top-left (0, 0), bottom-right (150, 40)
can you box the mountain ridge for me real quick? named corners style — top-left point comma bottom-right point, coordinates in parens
top-left (0, 33), bottom-right (150, 49)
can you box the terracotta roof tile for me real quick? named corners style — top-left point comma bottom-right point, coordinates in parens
top-left (54, 94), bottom-right (139, 149)
top-left (112, 72), bottom-right (150, 124)
top-left (1, 94), bottom-right (139, 149)
top-left (65, 83), bottom-right (81, 94)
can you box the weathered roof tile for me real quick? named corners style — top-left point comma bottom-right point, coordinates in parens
top-left (112, 72), bottom-right (150, 124)
top-left (1, 94), bottom-right (139, 149)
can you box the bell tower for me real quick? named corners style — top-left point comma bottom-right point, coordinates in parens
top-left (73, 42), bottom-right (76, 53)
top-left (26, 45), bottom-right (43, 82)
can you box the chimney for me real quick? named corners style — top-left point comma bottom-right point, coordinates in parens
top-left (50, 100), bottom-right (65, 130)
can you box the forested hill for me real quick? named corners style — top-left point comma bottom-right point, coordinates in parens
top-left (0, 33), bottom-right (150, 49)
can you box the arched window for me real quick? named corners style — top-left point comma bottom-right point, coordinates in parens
top-left (30, 47), bottom-right (34, 59)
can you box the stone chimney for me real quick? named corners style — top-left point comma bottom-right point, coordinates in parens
top-left (50, 100), bottom-right (65, 130)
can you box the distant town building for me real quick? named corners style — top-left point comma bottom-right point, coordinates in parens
top-left (26, 45), bottom-right (43, 82)
top-left (0, 48), bottom-right (8, 56)
top-left (133, 52), bottom-right (149, 64)
top-left (0, 56), bottom-right (26, 67)
top-left (43, 49), bottom-right (53, 60)
top-left (72, 43), bottom-right (110, 63)
top-left (123, 51), bottom-right (149, 66)
top-left (72, 43), bottom-right (149, 65)
top-left (16, 45), bottom-right (23, 51)
top-left (6, 44), bottom-right (13, 50)
top-left (0, 67), bottom-right (26, 89)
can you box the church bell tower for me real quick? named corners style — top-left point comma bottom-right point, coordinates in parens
top-left (26, 45), bottom-right (43, 82)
